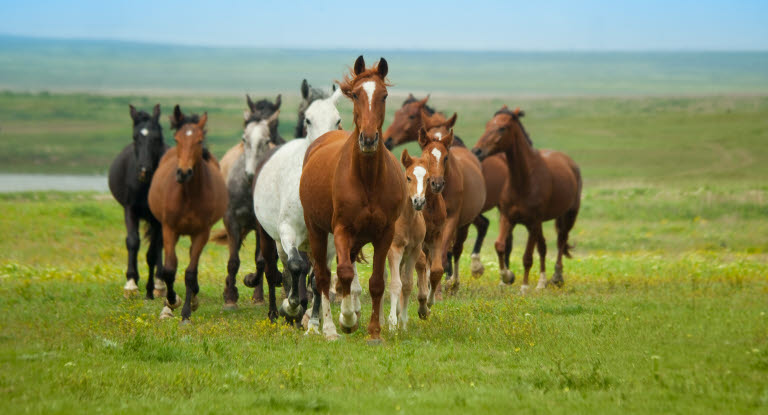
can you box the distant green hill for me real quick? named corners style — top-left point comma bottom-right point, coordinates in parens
top-left (2, 35), bottom-right (768, 96)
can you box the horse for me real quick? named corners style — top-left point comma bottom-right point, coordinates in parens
top-left (383, 95), bottom-right (510, 278)
top-left (209, 110), bottom-right (280, 313)
top-left (472, 106), bottom-right (582, 294)
top-left (148, 112), bottom-right (228, 321)
top-left (300, 56), bottom-right (405, 342)
top-left (220, 94), bottom-right (283, 180)
top-left (385, 148), bottom-right (430, 331)
top-left (417, 111), bottom-right (486, 294)
top-left (296, 79), bottom-right (335, 138)
top-left (252, 87), bottom-right (344, 328)
top-left (108, 104), bottom-right (167, 299)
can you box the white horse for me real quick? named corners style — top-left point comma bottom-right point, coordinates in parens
top-left (253, 88), bottom-right (346, 335)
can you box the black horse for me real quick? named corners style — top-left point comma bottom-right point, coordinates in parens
top-left (108, 104), bottom-right (167, 299)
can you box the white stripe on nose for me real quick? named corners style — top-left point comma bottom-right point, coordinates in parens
top-left (362, 81), bottom-right (376, 111)
top-left (413, 166), bottom-right (426, 197)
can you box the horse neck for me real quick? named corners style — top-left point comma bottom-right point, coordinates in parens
top-left (179, 158), bottom-right (210, 198)
top-left (348, 127), bottom-right (385, 187)
top-left (503, 129), bottom-right (535, 195)
top-left (424, 189), bottom-right (446, 221)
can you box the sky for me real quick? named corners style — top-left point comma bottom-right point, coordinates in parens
top-left (1, 0), bottom-right (767, 51)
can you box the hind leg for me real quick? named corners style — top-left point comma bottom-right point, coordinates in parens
top-left (470, 214), bottom-right (489, 278)
top-left (415, 251), bottom-right (430, 319)
top-left (180, 230), bottom-right (209, 323)
top-left (222, 216), bottom-right (242, 310)
top-left (535, 225), bottom-right (548, 290)
top-left (122, 208), bottom-right (141, 298)
top-left (446, 224), bottom-right (469, 293)
top-left (306, 222), bottom-right (338, 340)
top-left (551, 208), bottom-right (578, 287)
top-left (495, 215), bottom-right (515, 285)
top-left (244, 229), bottom-right (266, 305)
top-left (258, 226), bottom-right (280, 322)
top-left (146, 218), bottom-right (163, 299)
top-left (399, 248), bottom-right (419, 330)
top-left (519, 224), bottom-right (540, 295)
top-left (386, 246), bottom-right (404, 331)
top-left (159, 226), bottom-right (181, 319)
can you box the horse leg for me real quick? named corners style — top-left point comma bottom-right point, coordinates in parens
top-left (333, 226), bottom-right (358, 333)
top-left (122, 207), bottom-right (141, 298)
top-left (415, 250), bottom-right (430, 319)
top-left (519, 225), bottom-right (538, 296)
top-left (386, 245), bottom-right (404, 331)
top-left (258, 225), bottom-right (280, 322)
top-left (306, 223), bottom-right (337, 340)
top-left (146, 218), bottom-right (163, 299)
top-left (495, 215), bottom-right (515, 285)
top-left (470, 214), bottom-right (489, 278)
top-left (438, 216), bottom-right (459, 299)
top-left (399, 247), bottom-right (419, 330)
top-left (447, 224), bottom-right (469, 293)
top-left (245, 228), bottom-right (266, 305)
top-left (180, 230), bottom-right (208, 323)
top-left (368, 228), bottom-right (395, 343)
top-left (159, 227), bottom-right (181, 319)
top-left (534, 223), bottom-right (548, 290)
top-left (551, 208), bottom-right (578, 287)
top-left (277, 225), bottom-right (304, 323)
top-left (425, 241), bottom-right (444, 309)
top-left (222, 216), bottom-right (241, 310)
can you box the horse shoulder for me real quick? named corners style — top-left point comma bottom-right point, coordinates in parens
top-left (303, 130), bottom-right (348, 166)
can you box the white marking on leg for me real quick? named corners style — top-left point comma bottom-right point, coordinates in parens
top-left (362, 81), bottom-right (376, 111)
top-left (352, 264), bottom-right (362, 314)
top-left (140, 128), bottom-right (148, 136)
top-left (321, 293), bottom-right (339, 340)
top-left (520, 284), bottom-right (530, 295)
top-left (124, 279), bottom-right (138, 291)
top-left (536, 272), bottom-right (547, 290)
top-left (413, 166), bottom-right (426, 197)
top-left (431, 148), bottom-right (442, 163)
top-left (388, 250), bottom-right (403, 331)
top-left (340, 294), bottom-right (356, 328)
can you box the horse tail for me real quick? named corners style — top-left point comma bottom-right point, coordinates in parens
top-left (210, 228), bottom-right (229, 245)
top-left (354, 251), bottom-right (368, 265)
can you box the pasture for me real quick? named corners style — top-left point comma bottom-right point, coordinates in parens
top-left (1, 92), bottom-right (767, 413)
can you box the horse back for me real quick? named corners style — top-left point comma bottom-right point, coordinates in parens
top-left (540, 149), bottom-right (581, 217)
top-left (300, 130), bottom-right (349, 232)
top-left (444, 146), bottom-right (486, 226)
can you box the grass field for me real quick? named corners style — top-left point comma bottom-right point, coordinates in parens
top-left (1, 90), bottom-right (768, 413)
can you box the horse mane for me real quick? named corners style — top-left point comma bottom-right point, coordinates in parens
top-left (403, 96), bottom-right (435, 115)
top-left (131, 111), bottom-right (153, 126)
top-left (170, 113), bottom-right (200, 130)
top-left (495, 107), bottom-right (533, 146)
top-left (337, 63), bottom-right (392, 94)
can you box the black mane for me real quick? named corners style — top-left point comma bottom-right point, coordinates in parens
top-left (495, 107), bottom-right (532, 146)
top-left (403, 96), bottom-right (435, 115)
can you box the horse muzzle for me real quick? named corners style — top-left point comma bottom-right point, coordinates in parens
top-left (138, 167), bottom-right (150, 183)
top-left (429, 178), bottom-right (445, 194)
top-left (359, 132), bottom-right (379, 154)
top-left (176, 168), bottom-right (193, 183)
top-left (411, 196), bottom-right (426, 211)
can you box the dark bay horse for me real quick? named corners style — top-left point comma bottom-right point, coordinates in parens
top-left (149, 112), bottom-right (228, 321)
top-left (383, 95), bottom-right (510, 278)
top-left (108, 104), bottom-right (167, 299)
top-left (472, 106), bottom-right (582, 294)
top-left (418, 113), bottom-right (486, 293)
top-left (300, 56), bottom-right (406, 342)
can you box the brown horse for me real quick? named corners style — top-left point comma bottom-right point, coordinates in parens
top-left (472, 106), bottom-right (581, 294)
top-left (418, 112), bottom-right (486, 293)
top-left (300, 56), bottom-right (405, 342)
top-left (148, 112), bottom-right (228, 321)
top-left (383, 95), bottom-right (510, 278)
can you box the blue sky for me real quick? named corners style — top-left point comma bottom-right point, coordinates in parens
top-left (1, 0), bottom-right (767, 50)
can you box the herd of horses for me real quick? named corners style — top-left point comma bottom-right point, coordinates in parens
top-left (108, 56), bottom-right (582, 341)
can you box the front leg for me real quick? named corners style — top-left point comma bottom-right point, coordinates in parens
top-left (306, 221), bottom-right (338, 340)
top-left (180, 230), bottom-right (209, 322)
top-left (386, 246), bottom-right (404, 331)
top-left (146, 218), bottom-right (164, 299)
top-left (367, 227), bottom-right (395, 342)
top-left (223, 215), bottom-right (241, 310)
top-left (333, 226), bottom-right (358, 333)
top-left (123, 207), bottom-right (141, 298)
top-left (159, 226), bottom-right (181, 319)
top-left (495, 215), bottom-right (515, 285)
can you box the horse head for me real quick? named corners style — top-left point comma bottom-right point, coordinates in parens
top-left (338, 55), bottom-right (390, 155)
top-left (244, 94), bottom-right (282, 144)
top-left (174, 113), bottom-right (208, 184)
top-left (129, 104), bottom-right (164, 183)
top-left (472, 105), bottom-right (527, 161)
top-left (242, 110), bottom-right (279, 179)
top-left (417, 127), bottom-right (452, 194)
top-left (383, 94), bottom-right (432, 150)
top-left (303, 87), bottom-right (343, 142)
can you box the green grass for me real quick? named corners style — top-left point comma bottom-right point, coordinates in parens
top-left (1, 92), bottom-right (768, 413)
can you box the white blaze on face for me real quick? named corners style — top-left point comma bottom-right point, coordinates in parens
top-left (434, 132), bottom-right (442, 140)
top-left (362, 81), bottom-right (376, 111)
top-left (185, 130), bottom-right (192, 136)
top-left (140, 128), bottom-right (148, 136)
top-left (413, 166), bottom-right (427, 197)
top-left (431, 148), bottom-right (442, 163)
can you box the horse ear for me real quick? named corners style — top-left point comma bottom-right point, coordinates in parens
top-left (267, 109), bottom-right (280, 126)
top-left (243, 109), bottom-right (251, 121)
top-left (443, 129), bottom-right (454, 148)
top-left (152, 104), bottom-right (161, 120)
top-left (417, 127), bottom-right (429, 148)
top-left (501, 104), bottom-right (509, 111)
top-left (330, 87), bottom-right (343, 104)
top-left (353, 55), bottom-right (365, 75)
top-left (377, 57), bottom-right (388, 78)
top-left (170, 104), bottom-right (182, 129)
top-left (419, 95), bottom-right (430, 107)
top-left (129, 105), bottom-right (138, 121)
top-left (198, 112), bottom-right (208, 129)
top-left (407, 93), bottom-right (415, 100)
top-left (301, 79), bottom-right (309, 99)
top-left (446, 112), bottom-right (458, 129)
top-left (332, 84), bottom-right (337, 92)
top-left (514, 107), bottom-right (525, 117)
top-left (275, 94), bottom-right (282, 110)
top-left (401, 149), bottom-right (413, 169)
top-left (419, 107), bottom-right (432, 126)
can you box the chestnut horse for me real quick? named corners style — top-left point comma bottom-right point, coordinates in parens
top-left (472, 106), bottom-right (581, 294)
top-left (383, 95), bottom-right (510, 278)
top-left (417, 113), bottom-right (486, 293)
top-left (149, 112), bottom-right (228, 321)
top-left (300, 56), bottom-right (405, 342)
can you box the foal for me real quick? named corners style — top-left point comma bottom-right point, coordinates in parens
top-left (300, 56), bottom-right (405, 342)
top-left (108, 104), bottom-right (166, 299)
top-left (149, 113), bottom-right (228, 321)
top-left (473, 106), bottom-right (582, 293)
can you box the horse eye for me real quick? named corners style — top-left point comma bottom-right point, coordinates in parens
top-left (498, 127), bottom-right (506, 132)
top-left (408, 115), bottom-right (415, 120)
top-left (407, 176), bottom-right (411, 182)
top-left (305, 118), bottom-right (312, 125)
top-left (382, 94), bottom-right (388, 102)
top-left (351, 93), bottom-right (358, 100)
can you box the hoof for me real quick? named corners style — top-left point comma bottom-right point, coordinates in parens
top-left (159, 306), bottom-right (174, 320)
top-left (123, 279), bottom-right (139, 299)
top-left (325, 332), bottom-right (340, 341)
top-left (340, 321), bottom-right (359, 334)
top-left (301, 310), bottom-right (311, 330)
top-left (548, 278), bottom-right (564, 288)
top-left (223, 302), bottom-right (238, 311)
top-left (152, 288), bottom-right (167, 298)
top-left (470, 254), bottom-right (484, 278)
top-left (243, 273), bottom-right (259, 288)
top-left (304, 319), bottom-right (321, 335)
top-left (366, 338), bottom-right (383, 346)
top-left (520, 284), bottom-right (530, 296)
top-left (445, 278), bottom-right (460, 294)
top-left (418, 304), bottom-right (430, 320)
top-left (179, 319), bottom-right (191, 326)
top-left (279, 298), bottom-right (301, 319)
top-left (500, 269), bottom-right (516, 285)
top-left (268, 310), bottom-right (278, 323)
top-left (435, 283), bottom-right (443, 301)
top-left (190, 295), bottom-right (200, 312)
top-left (164, 295), bottom-right (182, 310)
